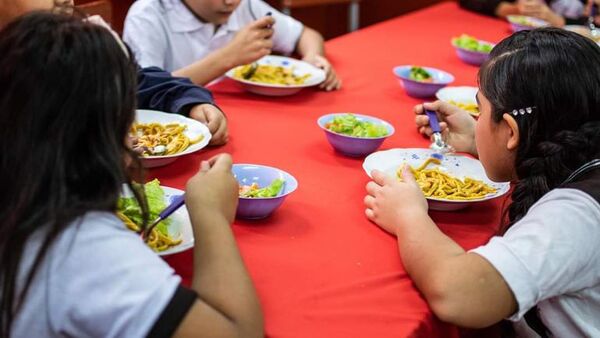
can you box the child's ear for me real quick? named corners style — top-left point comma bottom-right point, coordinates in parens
top-left (502, 113), bottom-right (519, 151)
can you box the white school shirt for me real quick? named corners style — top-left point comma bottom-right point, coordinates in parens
top-left (471, 189), bottom-right (600, 337)
top-left (123, 0), bottom-right (304, 72)
top-left (10, 212), bottom-right (181, 337)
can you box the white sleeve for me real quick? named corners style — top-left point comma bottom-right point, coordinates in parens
top-left (248, 0), bottom-right (304, 55)
top-left (470, 189), bottom-right (600, 321)
top-left (48, 213), bottom-right (181, 338)
top-left (123, 3), bottom-right (170, 69)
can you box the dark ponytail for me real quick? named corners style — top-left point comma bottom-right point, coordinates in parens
top-left (479, 28), bottom-right (600, 231)
top-left (0, 12), bottom-right (144, 337)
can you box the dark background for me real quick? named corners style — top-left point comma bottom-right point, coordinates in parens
top-left (76, 0), bottom-right (452, 39)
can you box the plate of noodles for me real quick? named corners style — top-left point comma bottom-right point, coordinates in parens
top-left (225, 55), bottom-right (326, 96)
top-left (133, 110), bottom-right (212, 168)
top-left (363, 148), bottom-right (510, 211)
top-left (436, 86), bottom-right (479, 117)
top-left (117, 181), bottom-right (194, 256)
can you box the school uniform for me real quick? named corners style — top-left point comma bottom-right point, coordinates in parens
top-left (85, 15), bottom-right (216, 115)
top-left (471, 161), bottom-right (600, 337)
top-left (123, 0), bottom-right (304, 72)
top-left (10, 212), bottom-right (196, 337)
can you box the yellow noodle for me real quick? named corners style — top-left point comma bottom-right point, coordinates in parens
top-left (233, 64), bottom-right (311, 85)
top-left (398, 157), bottom-right (496, 200)
top-left (131, 122), bottom-right (203, 157)
top-left (116, 211), bottom-right (182, 252)
top-left (448, 100), bottom-right (479, 116)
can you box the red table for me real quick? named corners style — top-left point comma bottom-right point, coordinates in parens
top-left (152, 2), bottom-right (512, 337)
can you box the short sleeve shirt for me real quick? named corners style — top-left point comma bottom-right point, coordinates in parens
top-left (471, 189), bottom-right (600, 337)
top-left (123, 0), bottom-right (304, 71)
top-left (11, 212), bottom-right (181, 337)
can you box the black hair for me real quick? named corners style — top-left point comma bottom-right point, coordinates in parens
top-left (0, 12), bottom-right (145, 336)
top-left (479, 28), bottom-right (600, 231)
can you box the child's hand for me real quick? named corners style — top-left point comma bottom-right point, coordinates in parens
top-left (302, 54), bottom-right (342, 91)
top-left (518, 0), bottom-right (565, 26)
top-left (189, 104), bottom-right (228, 146)
top-left (364, 168), bottom-right (428, 235)
top-left (225, 16), bottom-right (275, 67)
top-left (186, 154), bottom-right (239, 225)
top-left (414, 101), bottom-right (477, 156)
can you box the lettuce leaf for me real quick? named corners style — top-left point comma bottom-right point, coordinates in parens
top-left (325, 114), bottom-right (388, 138)
top-left (241, 179), bottom-right (285, 198)
top-left (117, 179), bottom-right (171, 235)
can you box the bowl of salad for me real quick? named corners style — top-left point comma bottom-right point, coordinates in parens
top-left (317, 113), bottom-right (395, 157)
top-left (451, 34), bottom-right (494, 66)
top-left (393, 65), bottom-right (454, 98)
top-left (233, 164), bottom-right (298, 219)
top-left (507, 15), bottom-right (549, 32)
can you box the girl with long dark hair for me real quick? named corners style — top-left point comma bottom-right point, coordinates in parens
top-left (0, 12), bottom-right (262, 338)
top-left (366, 28), bottom-right (600, 336)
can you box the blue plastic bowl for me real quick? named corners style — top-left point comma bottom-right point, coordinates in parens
top-left (233, 164), bottom-right (298, 219)
top-left (317, 113), bottom-right (395, 157)
top-left (507, 15), bottom-right (549, 32)
top-left (452, 41), bottom-right (493, 66)
top-left (393, 66), bottom-right (454, 98)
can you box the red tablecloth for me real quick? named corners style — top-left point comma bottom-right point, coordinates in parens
top-left (151, 2), bottom-right (513, 337)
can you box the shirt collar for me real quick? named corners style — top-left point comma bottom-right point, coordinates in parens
top-left (166, 0), bottom-right (242, 34)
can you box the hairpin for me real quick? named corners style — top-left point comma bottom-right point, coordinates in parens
top-left (511, 106), bottom-right (536, 116)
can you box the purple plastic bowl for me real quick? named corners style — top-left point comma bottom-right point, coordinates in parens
top-left (507, 15), bottom-right (549, 32)
top-left (233, 164), bottom-right (298, 220)
top-left (393, 66), bottom-right (454, 98)
top-left (454, 46), bottom-right (491, 66)
top-left (317, 113), bottom-right (395, 157)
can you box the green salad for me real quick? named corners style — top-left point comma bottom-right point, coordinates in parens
top-left (239, 178), bottom-right (285, 198)
top-left (325, 114), bottom-right (389, 138)
top-left (452, 34), bottom-right (493, 53)
top-left (118, 179), bottom-right (171, 235)
top-left (409, 66), bottom-right (433, 82)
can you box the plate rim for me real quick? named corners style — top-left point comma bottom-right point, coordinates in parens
top-left (158, 186), bottom-right (194, 256)
top-left (225, 55), bottom-right (326, 89)
top-left (362, 148), bottom-right (510, 203)
top-left (134, 109), bottom-right (212, 160)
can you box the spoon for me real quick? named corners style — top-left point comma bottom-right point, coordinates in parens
top-left (141, 194), bottom-right (186, 241)
top-left (425, 109), bottom-right (453, 159)
top-left (242, 12), bottom-right (273, 79)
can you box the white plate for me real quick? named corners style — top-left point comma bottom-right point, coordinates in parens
top-left (121, 185), bottom-right (194, 256)
top-left (362, 148), bottom-right (510, 211)
top-left (135, 110), bottom-right (211, 168)
top-left (436, 86), bottom-right (479, 117)
top-left (225, 55), bottom-right (326, 96)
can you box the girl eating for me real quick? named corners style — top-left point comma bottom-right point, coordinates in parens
top-left (366, 28), bottom-right (600, 336)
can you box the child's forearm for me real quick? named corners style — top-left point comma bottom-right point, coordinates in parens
top-left (173, 49), bottom-right (235, 86)
top-left (394, 215), bottom-right (516, 327)
top-left (296, 27), bottom-right (325, 58)
top-left (188, 211), bottom-right (263, 336)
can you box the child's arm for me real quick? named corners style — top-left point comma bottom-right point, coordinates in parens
top-left (364, 168), bottom-right (517, 328)
top-left (173, 16), bottom-right (275, 86)
top-left (172, 154), bottom-right (263, 338)
top-left (518, 0), bottom-right (566, 26)
top-left (296, 27), bottom-right (342, 91)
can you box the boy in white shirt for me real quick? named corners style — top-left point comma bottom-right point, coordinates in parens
top-left (124, 0), bottom-right (342, 91)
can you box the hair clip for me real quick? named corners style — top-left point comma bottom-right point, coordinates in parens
top-left (511, 106), bottom-right (536, 116)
